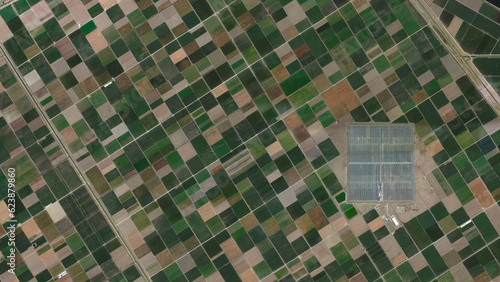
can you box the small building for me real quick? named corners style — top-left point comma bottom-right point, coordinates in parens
top-left (347, 124), bottom-right (414, 202)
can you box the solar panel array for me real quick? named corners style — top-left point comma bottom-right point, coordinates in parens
top-left (348, 124), bottom-right (414, 202)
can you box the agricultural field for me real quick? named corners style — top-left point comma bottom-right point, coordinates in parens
top-left (473, 57), bottom-right (500, 97)
top-left (0, 0), bottom-right (499, 280)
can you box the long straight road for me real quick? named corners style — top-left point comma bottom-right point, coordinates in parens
top-left (0, 45), bottom-right (152, 282)
top-left (410, 0), bottom-right (500, 115)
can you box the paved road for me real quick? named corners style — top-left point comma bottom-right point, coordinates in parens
top-left (0, 46), bottom-right (152, 282)
top-left (410, 0), bottom-right (500, 115)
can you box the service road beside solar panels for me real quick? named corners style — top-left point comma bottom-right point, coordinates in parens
top-left (347, 124), bottom-right (414, 202)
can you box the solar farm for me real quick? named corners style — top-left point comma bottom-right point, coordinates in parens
top-left (347, 124), bottom-right (413, 202)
